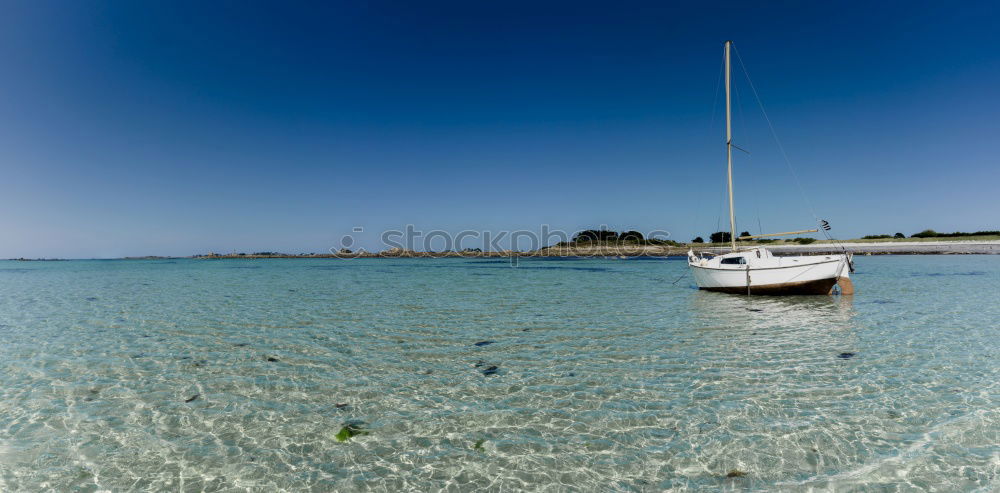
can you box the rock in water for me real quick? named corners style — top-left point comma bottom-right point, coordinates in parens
top-left (335, 421), bottom-right (370, 442)
top-left (838, 352), bottom-right (855, 359)
top-left (482, 365), bottom-right (499, 376)
top-left (474, 340), bottom-right (496, 347)
top-left (184, 394), bottom-right (200, 403)
top-left (726, 469), bottom-right (746, 478)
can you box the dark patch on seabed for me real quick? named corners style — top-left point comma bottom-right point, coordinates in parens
top-left (335, 421), bottom-right (370, 442)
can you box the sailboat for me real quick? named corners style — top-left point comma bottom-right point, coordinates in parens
top-left (687, 41), bottom-right (854, 295)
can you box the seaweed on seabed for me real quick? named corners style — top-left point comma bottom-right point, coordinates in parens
top-left (335, 421), bottom-right (370, 442)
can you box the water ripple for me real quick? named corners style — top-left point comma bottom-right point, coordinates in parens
top-left (0, 257), bottom-right (997, 491)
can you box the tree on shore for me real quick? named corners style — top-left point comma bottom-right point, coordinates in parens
top-left (572, 229), bottom-right (618, 243)
top-left (910, 229), bottom-right (1000, 238)
top-left (692, 237), bottom-right (704, 243)
top-left (709, 231), bottom-right (731, 244)
top-left (619, 230), bottom-right (644, 242)
top-left (563, 228), bottom-right (681, 248)
top-left (894, 232), bottom-right (905, 239)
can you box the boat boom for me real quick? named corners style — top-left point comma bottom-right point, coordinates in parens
top-left (737, 229), bottom-right (819, 240)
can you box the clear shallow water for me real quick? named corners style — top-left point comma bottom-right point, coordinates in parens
top-left (0, 256), bottom-right (997, 491)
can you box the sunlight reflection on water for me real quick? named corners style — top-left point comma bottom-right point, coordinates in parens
top-left (0, 256), bottom-right (997, 491)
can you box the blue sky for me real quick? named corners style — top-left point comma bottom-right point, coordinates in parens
top-left (0, 1), bottom-right (997, 257)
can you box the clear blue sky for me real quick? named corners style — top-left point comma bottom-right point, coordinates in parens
top-left (1, 1), bottom-right (997, 257)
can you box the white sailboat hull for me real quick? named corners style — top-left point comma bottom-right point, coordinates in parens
top-left (688, 248), bottom-right (851, 295)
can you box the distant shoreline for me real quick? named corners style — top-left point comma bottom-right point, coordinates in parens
top-left (187, 239), bottom-right (999, 258)
top-left (8, 238), bottom-right (1000, 261)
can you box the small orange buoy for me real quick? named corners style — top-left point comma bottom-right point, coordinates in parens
top-left (836, 276), bottom-right (855, 295)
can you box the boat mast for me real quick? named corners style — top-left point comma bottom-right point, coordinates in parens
top-left (724, 40), bottom-right (736, 251)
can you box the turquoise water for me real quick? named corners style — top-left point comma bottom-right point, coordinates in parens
top-left (0, 256), bottom-right (997, 491)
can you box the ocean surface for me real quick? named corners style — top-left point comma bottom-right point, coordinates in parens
top-left (0, 256), bottom-right (997, 491)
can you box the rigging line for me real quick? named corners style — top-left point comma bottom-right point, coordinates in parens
top-left (715, 201), bottom-right (722, 239)
top-left (732, 46), bottom-right (819, 220)
top-left (731, 66), bottom-right (753, 244)
top-left (716, 146), bottom-right (728, 241)
top-left (733, 45), bottom-right (847, 251)
top-left (708, 50), bottom-right (725, 138)
top-left (698, 48), bottom-right (726, 245)
top-left (731, 81), bottom-right (745, 245)
top-left (733, 72), bottom-right (751, 156)
top-left (696, 50), bottom-right (726, 244)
